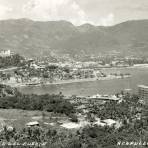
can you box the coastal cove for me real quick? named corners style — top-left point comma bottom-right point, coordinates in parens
top-left (18, 67), bottom-right (148, 96)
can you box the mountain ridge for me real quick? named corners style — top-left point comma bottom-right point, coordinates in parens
top-left (0, 19), bottom-right (148, 57)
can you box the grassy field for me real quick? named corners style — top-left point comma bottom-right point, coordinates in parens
top-left (0, 109), bottom-right (68, 130)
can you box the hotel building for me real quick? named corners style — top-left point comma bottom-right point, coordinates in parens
top-left (138, 85), bottom-right (148, 104)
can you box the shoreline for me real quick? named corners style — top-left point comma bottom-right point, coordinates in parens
top-left (101, 65), bottom-right (148, 70)
top-left (1, 78), bottom-right (98, 87)
top-left (1, 75), bottom-right (131, 88)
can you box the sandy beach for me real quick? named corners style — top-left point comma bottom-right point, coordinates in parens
top-left (0, 78), bottom-right (97, 87)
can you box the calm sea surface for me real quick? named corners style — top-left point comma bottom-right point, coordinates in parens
top-left (18, 67), bottom-right (148, 96)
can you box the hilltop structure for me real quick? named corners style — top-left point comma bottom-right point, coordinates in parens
top-left (0, 50), bottom-right (13, 57)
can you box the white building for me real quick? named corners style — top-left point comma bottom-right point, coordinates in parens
top-left (0, 50), bottom-right (12, 57)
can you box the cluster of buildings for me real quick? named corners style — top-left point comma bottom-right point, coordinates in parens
top-left (65, 94), bottom-right (122, 115)
top-left (0, 52), bottom-right (133, 86)
top-left (0, 57), bottom-right (109, 85)
top-left (12, 67), bottom-right (98, 84)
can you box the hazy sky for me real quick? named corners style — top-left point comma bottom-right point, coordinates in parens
top-left (0, 0), bottom-right (148, 26)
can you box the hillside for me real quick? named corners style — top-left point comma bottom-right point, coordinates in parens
top-left (0, 19), bottom-right (148, 57)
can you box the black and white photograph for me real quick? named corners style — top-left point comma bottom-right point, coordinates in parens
top-left (0, 0), bottom-right (148, 147)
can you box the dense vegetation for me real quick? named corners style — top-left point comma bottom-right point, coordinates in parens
top-left (0, 54), bottom-right (25, 68)
top-left (0, 84), bottom-right (148, 148)
top-left (0, 84), bottom-right (75, 116)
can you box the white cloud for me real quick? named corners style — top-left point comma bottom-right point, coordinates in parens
top-left (99, 13), bottom-right (115, 26)
top-left (22, 0), bottom-right (116, 26)
top-left (22, 0), bottom-right (88, 25)
top-left (0, 4), bottom-right (12, 20)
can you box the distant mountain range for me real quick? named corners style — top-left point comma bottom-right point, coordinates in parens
top-left (0, 18), bottom-right (148, 58)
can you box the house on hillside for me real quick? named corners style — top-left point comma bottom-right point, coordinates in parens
top-left (26, 121), bottom-right (40, 127)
